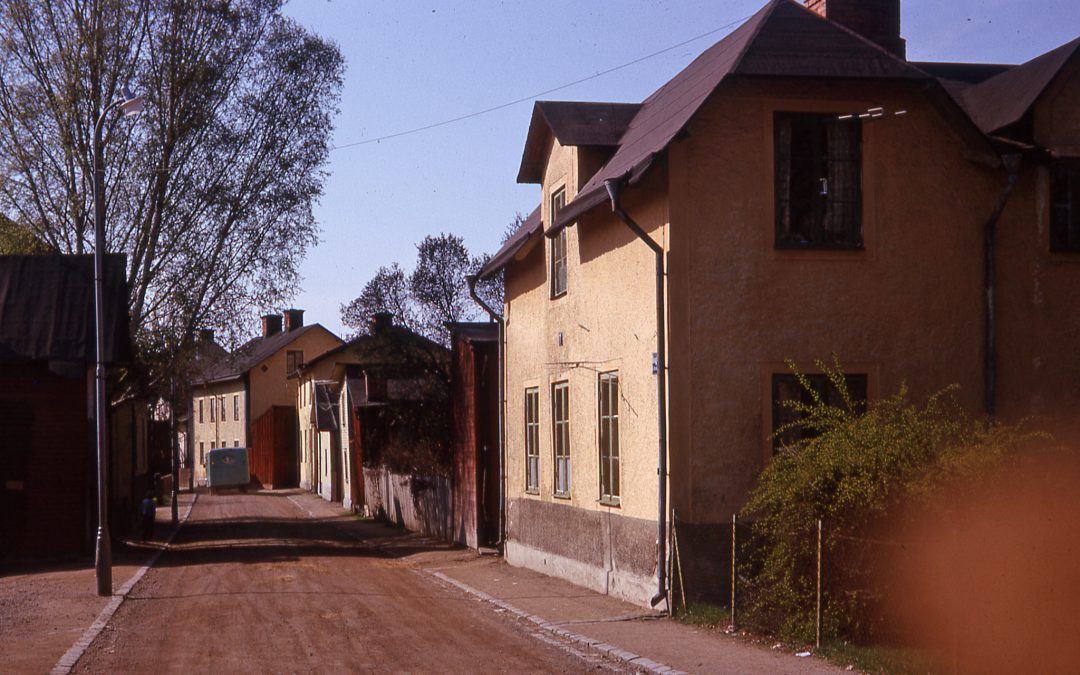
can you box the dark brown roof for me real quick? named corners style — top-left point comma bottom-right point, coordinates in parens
top-left (298, 321), bottom-right (445, 374)
top-left (196, 323), bottom-right (339, 385)
top-left (913, 61), bottom-right (1014, 84)
top-left (477, 205), bottom-right (541, 280)
top-left (0, 254), bottom-right (131, 364)
top-left (957, 37), bottom-right (1080, 135)
top-left (550, 0), bottom-right (939, 235)
top-left (518, 102), bottom-right (642, 183)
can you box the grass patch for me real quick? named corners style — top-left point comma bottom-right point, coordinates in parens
top-left (818, 640), bottom-right (947, 674)
top-left (672, 601), bottom-right (731, 628)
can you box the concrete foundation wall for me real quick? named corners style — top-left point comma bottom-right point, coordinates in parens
top-left (506, 497), bottom-right (658, 607)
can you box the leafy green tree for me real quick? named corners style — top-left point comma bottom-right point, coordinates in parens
top-left (0, 0), bottom-right (344, 396)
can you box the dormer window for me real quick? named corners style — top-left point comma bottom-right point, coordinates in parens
top-left (550, 187), bottom-right (567, 297)
top-left (775, 112), bottom-right (863, 249)
top-left (1051, 160), bottom-right (1080, 252)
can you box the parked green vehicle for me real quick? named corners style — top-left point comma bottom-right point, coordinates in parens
top-left (206, 447), bottom-right (250, 494)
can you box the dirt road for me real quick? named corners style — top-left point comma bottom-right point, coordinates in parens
top-left (70, 491), bottom-right (619, 673)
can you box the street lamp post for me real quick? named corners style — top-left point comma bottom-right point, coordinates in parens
top-left (93, 86), bottom-right (144, 597)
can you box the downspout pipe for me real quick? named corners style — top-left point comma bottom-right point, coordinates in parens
top-left (467, 274), bottom-right (506, 549)
top-left (604, 178), bottom-right (669, 609)
top-left (983, 154), bottom-right (1022, 419)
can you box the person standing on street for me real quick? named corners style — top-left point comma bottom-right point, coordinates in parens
top-left (139, 491), bottom-right (156, 541)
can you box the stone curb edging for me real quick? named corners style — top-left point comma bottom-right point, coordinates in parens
top-left (428, 570), bottom-right (686, 675)
top-left (50, 494), bottom-right (199, 675)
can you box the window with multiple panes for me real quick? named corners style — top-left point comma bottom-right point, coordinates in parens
top-left (1051, 160), bottom-right (1080, 252)
top-left (775, 112), bottom-right (862, 249)
top-left (550, 187), bottom-right (567, 297)
top-left (552, 381), bottom-right (571, 497)
top-left (772, 373), bottom-right (868, 452)
top-left (233, 394), bottom-right (240, 421)
top-left (598, 372), bottom-right (620, 504)
top-left (219, 396), bottom-right (226, 420)
top-left (286, 350), bottom-right (304, 374)
top-left (209, 397), bottom-right (216, 422)
top-left (524, 387), bottom-right (540, 493)
top-left (198, 398), bottom-right (204, 423)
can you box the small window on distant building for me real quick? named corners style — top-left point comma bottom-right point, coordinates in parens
top-left (234, 440), bottom-right (240, 447)
top-left (199, 442), bottom-right (205, 465)
top-left (524, 387), bottom-right (540, 493)
top-left (219, 396), bottom-right (226, 420)
top-left (550, 188), bottom-right (567, 298)
top-left (233, 394), bottom-right (240, 421)
top-left (210, 440), bottom-right (217, 449)
top-left (210, 398), bottom-right (215, 422)
top-left (1051, 160), bottom-right (1080, 252)
top-left (598, 372), bottom-right (620, 504)
top-left (286, 350), bottom-right (304, 374)
top-left (198, 398), bottom-right (204, 423)
top-left (772, 373), bottom-right (868, 453)
top-left (552, 381), bottom-right (571, 497)
top-left (775, 112), bottom-right (862, 249)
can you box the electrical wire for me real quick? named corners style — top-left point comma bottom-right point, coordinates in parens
top-left (331, 14), bottom-right (753, 151)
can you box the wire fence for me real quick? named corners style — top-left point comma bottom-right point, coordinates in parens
top-left (669, 512), bottom-right (959, 650)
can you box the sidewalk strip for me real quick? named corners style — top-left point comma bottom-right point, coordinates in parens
top-left (428, 570), bottom-right (685, 675)
top-left (50, 494), bottom-right (198, 675)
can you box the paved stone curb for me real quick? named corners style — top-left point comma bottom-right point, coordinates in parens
top-left (428, 570), bottom-right (687, 675)
top-left (50, 494), bottom-right (198, 675)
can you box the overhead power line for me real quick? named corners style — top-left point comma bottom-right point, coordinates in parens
top-left (331, 15), bottom-right (753, 151)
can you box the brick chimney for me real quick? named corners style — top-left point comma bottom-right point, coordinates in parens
top-left (283, 308), bottom-right (305, 332)
top-left (370, 311), bottom-right (393, 335)
top-left (262, 314), bottom-right (283, 338)
top-left (805, 0), bottom-right (906, 59)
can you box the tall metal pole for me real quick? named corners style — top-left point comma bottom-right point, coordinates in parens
top-left (93, 105), bottom-right (113, 597)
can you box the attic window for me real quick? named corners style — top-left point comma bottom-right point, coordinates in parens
top-left (286, 350), bottom-right (304, 374)
top-left (550, 187), bottom-right (567, 298)
top-left (775, 112), bottom-right (863, 249)
top-left (1051, 160), bottom-right (1080, 252)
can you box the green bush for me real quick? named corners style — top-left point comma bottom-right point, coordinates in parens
top-left (741, 358), bottom-right (1038, 643)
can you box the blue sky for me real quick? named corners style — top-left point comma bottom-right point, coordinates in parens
top-left (279, 0), bottom-right (1080, 338)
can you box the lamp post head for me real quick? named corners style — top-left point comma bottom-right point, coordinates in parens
top-left (119, 87), bottom-right (145, 117)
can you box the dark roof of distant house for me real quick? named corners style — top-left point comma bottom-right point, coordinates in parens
top-left (0, 254), bottom-right (131, 363)
top-left (956, 37), bottom-right (1080, 135)
top-left (549, 0), bottom-right (952, 235)
top-left (298, 321), bottom-right (445, 374)
top-left (518, 102), bottom-right (642, 183)
top-left (477, 205), bottom-right (542, 280)
top-left (195, 323), bottom-right (338, 385)
top-left (448, 321), bottom-right (499, 344)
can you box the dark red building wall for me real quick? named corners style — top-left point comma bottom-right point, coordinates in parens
top-left (0, 362), bottom-right (90, 558)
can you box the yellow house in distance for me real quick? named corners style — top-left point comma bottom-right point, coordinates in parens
top-left (479, 0), bottom-right (1080, 607)
top-left (190, 310), bottom-right (342, 488)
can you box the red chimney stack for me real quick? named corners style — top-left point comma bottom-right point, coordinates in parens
top-left (805, 0), bottom-right (906, 59)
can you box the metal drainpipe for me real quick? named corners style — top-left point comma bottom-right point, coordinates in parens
top-left (983, 154), bottom-right (1022, 419)
top-left (466, 275), bottom-right (506, 549)
top-left (604, 178), bottom-right (669, 609)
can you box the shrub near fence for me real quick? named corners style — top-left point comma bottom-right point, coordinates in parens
top-left (669, 360), bottom-right (1045, 650)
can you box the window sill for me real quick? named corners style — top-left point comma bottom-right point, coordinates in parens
top-left (524, 489), bottom-right (540, 496)
top-left (553, 492), bottom-right (571, 500)
top-left (598, 498), bottom-right (621, 508)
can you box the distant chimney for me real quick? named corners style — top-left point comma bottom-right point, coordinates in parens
top-left (198, 328), bottom-right (215, 343)
top-left (284, 308), bottom-right (305, 332)
top-left (262, 314), bottom-right (283, 338)
top-left (370, 311), bottom-right (393, 334)
top-left (805, 0), bottom-right (906, 59)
